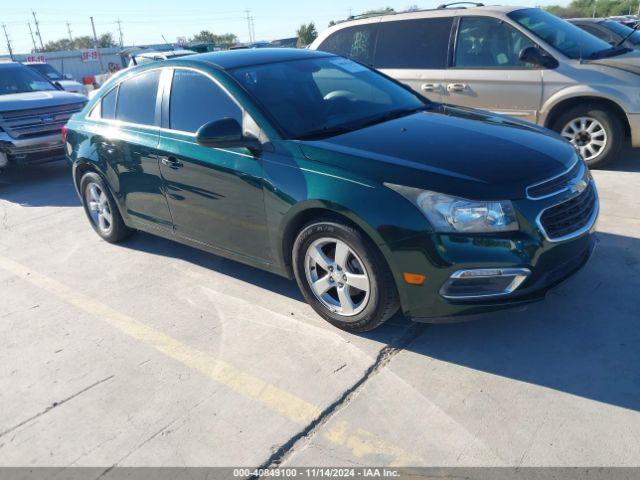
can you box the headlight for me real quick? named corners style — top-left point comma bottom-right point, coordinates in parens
top-left (385, 183), bottom-right (519, 233)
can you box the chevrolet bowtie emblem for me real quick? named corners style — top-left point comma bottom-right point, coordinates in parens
top-left (568, 178), bottom-right (588, 195)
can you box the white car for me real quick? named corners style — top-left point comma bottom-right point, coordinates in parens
top-left (24, 62), bottom-right (88, 96)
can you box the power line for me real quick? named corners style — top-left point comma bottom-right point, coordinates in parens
top-left (31, 11), bottom-right (44, 50)
top-left (2, 24), bottom-right (14, 60)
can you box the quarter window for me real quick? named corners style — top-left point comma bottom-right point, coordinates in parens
top-left (115, 70), bottom-right (161, 126)
top-left (317, 24), bottom-right (378, 65)
top-left (455, 17), bottom-right (536, 68)
top-left (375, 18), bottom-right (453, 69)
top-left (101, 87), bottom-right (117, 120)
top-left (169, 70), bottom-right (242, 133)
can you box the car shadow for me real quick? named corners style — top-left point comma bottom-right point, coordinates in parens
top-left (601, 147), bottom-right (640, 173)
top-left (400, 230), bottom-right (640, 412)
top-left (0, 161), bottom-right (80, 207)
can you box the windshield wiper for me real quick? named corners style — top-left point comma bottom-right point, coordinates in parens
top-left (356, 105), bottom-right (428, 129)
top-left (586, 45), bottom-right (632, 60)
top-left (295, 125), bottom-right (360, 140)
top-left (616, 22), bottom-right (640, 48)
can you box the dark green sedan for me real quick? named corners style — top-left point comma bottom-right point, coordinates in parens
top-left (64, 49), bottom-right (598, 332)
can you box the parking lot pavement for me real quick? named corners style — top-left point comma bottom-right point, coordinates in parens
top-left (0, 153), bottom-right (639, 468)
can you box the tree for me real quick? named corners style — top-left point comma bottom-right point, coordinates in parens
top-left (545, 0), bottom-right (640, 17)
top-left (43, 33), bottom-right (116, 52)
top-left (190, 30), bottom-right (238, 46)
top-left (296, 22), bottom-right (318, 47)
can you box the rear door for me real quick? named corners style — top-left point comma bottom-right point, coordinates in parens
top-left (157, 68), bottom-right (269, 263)
top-left (92, 69), bottom-right (173, 231)
top-left (374, 17), bottom-right (453, 102)
top-left (443, 16), bottom-right (543, 123)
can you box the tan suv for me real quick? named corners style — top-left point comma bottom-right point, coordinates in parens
top-left (310, 4), bottom-right (640, 167)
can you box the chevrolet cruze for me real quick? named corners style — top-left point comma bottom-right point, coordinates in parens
top-left (64, 49), bottom-right (598, 332)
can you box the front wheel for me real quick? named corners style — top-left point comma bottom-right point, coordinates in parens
top-left (552, 105), bottom-right (623, 168)
top-left (292, 218), bottom-right (399, 332)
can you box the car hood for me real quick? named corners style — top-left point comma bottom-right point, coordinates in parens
top-left (0, 90), bottom-right (87, 112)
top-left (586, 49), bottom-right (640, 74)
top-left (298, 105), bottom-right (578, 200)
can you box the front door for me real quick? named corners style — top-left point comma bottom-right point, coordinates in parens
top-left (443, 16), bottom-right (543, 124)
top-left (158, 68), bottom-right (269, 264)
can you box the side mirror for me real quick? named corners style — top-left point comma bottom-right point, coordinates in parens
top-left (519, 46), bottom-right (558, 69)
top-left (53, 81), bottom-right (65, 91)
top-left (195, 118), bottom-right (261, 150)
top-left (64, 73), bottom-right (74, 80)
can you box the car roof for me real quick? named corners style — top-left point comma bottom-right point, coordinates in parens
top-left (171, 48), bottom-right (333, 70)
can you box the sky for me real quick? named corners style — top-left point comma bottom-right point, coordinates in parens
top-left (1, 0), bottom-right (567, 55)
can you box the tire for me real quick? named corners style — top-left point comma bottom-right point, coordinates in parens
top-left (79, 171), bottom-right (133, 243)
top-left (292, 216), bottom-right (399, 332)
top-left (552, 104), bottom-right (624, 168)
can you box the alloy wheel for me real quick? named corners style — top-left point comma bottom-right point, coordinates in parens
top-left (85, 182), bottom-right (113, 233)
top-left (304, 237), bottom-right (371, 318)
top-left (560, 116), bottom-right (607, 162)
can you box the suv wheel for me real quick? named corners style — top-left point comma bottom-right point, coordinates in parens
top-left (292, 217), bottom-right (399, 332)
top-left (552, 104), bottom-right (623, 168)
top-left (80, 172), bottom-right (132, 243)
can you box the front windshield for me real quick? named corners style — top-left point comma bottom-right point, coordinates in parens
top-left (509, 8), bottom-right (614, 59)
top-left (602, 20), bottom-right (640, 45)
top-left (230, 56), bottom-right (426, 139)
top-left (29, 63), bottom-right (63, 80)
top-left (0, 66), bottom-right (57, 95)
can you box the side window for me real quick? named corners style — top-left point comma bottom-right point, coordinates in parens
top-left (116, 70), bottom-right (161, 125)
top-left (317, 24), bottom-right (378, 65)
top-left (455, 17), bottom-right (536, 68)
top-left (375, 18), bottom-right (453, 69)
top-left (169, 70), bottom-right (242, 133)
top-left (101, 87), bottom-right (117, 120)
top-left (580, 24), bottom-right (611, 43)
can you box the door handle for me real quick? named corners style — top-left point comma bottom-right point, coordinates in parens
top-left (421, 83), bottom-right (442, 92)
top-left (447, 83), bottom-right (468, 93)
top-left (160, 156), bottom-right (183, 169)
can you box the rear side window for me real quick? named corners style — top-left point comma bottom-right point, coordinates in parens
top-left (116, 70), bottom-right (161, 126)
top-left (317, 24), bottom-right (378, 65)
top-left (375, 18), bottom-right (453, 69)
top-left (101, 87), bottom-right (117, 120)
top-left (169, 70), bottom-right (242, 133)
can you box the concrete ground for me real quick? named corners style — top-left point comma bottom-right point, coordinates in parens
top-left (0, 151), bottom-right (639, 469)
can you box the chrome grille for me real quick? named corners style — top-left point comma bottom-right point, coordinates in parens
top-left (527, 160), bottom-right (584, 200)
top-left (538, 183), bottom-right (597, 241)
top-left (0, 102), bottom-right (85, 139)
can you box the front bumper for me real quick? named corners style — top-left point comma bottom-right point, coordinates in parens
top-left (0, 132), bottom-right (66, 166)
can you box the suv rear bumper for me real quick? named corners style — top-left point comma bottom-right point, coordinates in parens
top-left (0, 132), bottom-right (66, 166)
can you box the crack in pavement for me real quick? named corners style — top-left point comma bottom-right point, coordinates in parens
top-left (251, 322), bottom-right (428, 476)
top-left (0, 375), bottom-right (115, 439)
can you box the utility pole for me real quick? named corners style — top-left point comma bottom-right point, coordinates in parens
top-left (244, 10), bottom-right (254, 43)
top-left (66, 22), bottom-right (73, 41)
top-left (250, 16), bottom-right (256, 43)
top-left (32, 11), bottom-right (45, 50)
top-left (89, 16), bottom-right (105, 73)
top-left (2, 24), bottom-right (14, 61)
top-left (116, 19), bottom-right (124, 47)
top-left (27, 22), bottom-right (38, 52)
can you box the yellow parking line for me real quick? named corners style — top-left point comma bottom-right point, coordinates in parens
top-left (0, 255), bottom-right (421, 466)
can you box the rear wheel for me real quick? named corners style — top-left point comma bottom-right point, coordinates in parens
top-left (80, 172), bottom-right (132, 243)
top-left (552, 105), bottom-right (623, 168)
top-left (292, 217), bottom-right (399, 332)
